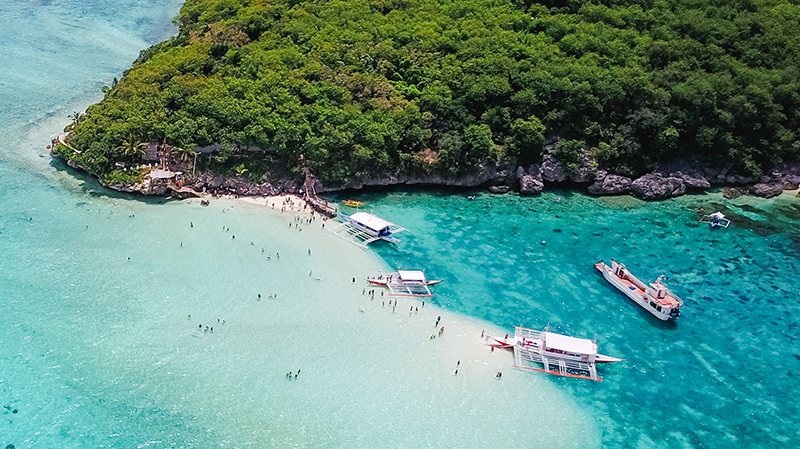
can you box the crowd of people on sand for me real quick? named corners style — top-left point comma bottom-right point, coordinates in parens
top-left (357, 281), bottom-right (505, 380)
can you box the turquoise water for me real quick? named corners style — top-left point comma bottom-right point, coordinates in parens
top-left (2, 1), bottom-right (799, 448)
top-left (344, 188), bottom-right (800, 447)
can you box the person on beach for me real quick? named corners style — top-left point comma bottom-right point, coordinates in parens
top-left (435, 316), bottom-right (441, 327)
top-left (439, 326), bottom-right (444, 337)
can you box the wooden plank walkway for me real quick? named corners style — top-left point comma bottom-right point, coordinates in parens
top-left (302, 168), bottom-right (337, 217)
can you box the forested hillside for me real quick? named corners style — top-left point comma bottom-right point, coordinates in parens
top-left (64, 0), bottom-right (800, 186)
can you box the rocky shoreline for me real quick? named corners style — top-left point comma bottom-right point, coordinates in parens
top-left (52, 136), bottom-right (800, 201)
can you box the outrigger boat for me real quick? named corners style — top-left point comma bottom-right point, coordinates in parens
top-left (367, 270), bottom-right (442, 297)
top-left (485, 326), bottom-right (622, 381)
top-left (699, 211), bottom-right (730, 228)
top-left (343, 200), bottom-right (364, 207)
top-left (327, 211), bottom-right (407, 247)
top-left (594, 260), bottom-right (683, 321)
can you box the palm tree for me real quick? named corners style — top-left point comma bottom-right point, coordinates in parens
top-left (175, 146), bottom-right (197, 162)
top-left (116, 139), bottom-right (147, 159)
top-left (234, 163), bottom-right (248, 176)
top-left (68, 111), bottom-right (81, 129)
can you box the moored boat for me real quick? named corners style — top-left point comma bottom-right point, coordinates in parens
top-left (699, 211), bottom-right (730, 228)
top-left (367, 270), bottom-right (441, 297)
top-left (486, 326), bottom-right (622, 381)
top-left (343, 200), bottom-right (364, 207)
top-left (340, 212), bottom-right (405, 245)
top-left (594, 260), bottom-right (683, 321)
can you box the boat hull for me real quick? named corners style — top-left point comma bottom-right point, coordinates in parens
top-left (485, 335), bottom-right (622, 364)
top-left (341, 214), bottom-right (400, 244)
top-left (367, 279), bottom-right (441, 286)
top-left (595, 262), bottom-right (679, 321)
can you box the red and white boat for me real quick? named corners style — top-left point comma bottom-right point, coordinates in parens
top-left (594, 260), bottom-right (683, 321)
top-left (367, 270), bottom-right (442, 297)
top-left (486, 326), bottom-right (623, 381)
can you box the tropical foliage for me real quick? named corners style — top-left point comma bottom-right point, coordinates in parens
top-left (68, 0), bottom-right (800, 184)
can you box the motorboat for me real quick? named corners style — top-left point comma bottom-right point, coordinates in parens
top-left (594, 260), bottom-right (683, 321)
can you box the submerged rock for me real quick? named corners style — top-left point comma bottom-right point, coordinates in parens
top-left (488, 185), bottom-right (511, 194)
top-left (631, 173), bottom-right (686, 199)
top-left (723, 187), bottom-right (747, 199)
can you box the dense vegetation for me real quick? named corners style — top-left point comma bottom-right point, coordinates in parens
top-left (64, 0), bottom-right (800, 186)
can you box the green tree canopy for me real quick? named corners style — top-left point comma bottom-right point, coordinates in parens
top-left (67, 0), bottom-right (800, 183)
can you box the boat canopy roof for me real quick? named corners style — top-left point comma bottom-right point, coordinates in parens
top-left (350, 212), bottom-right (391, 231)
top-left (543, 332), bottom-right (596, 355)
top-left (397, 270), bottom-right (426, 281)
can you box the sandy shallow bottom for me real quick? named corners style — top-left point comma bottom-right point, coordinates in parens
top-left (0, 184), bottom-right (601, 448)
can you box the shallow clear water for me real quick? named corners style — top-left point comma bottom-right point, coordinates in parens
top-left (341, 188), bottom-right (800, 448)
top-left (2, 1), bottom-right (799, 448)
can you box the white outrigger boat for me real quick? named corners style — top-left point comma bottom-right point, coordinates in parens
top-left (327, 212), bottom-right (407, 247)
top-left (367, 270), bottom-right (442, 297)
top-left (594, 260), bottom-right (683, 321)
top-left (699, 211), bottom-right (730, 228)
top-left (485, 326), bottom-right (622, 381)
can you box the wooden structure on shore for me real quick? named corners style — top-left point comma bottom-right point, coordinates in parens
top-left (302, 168), bottom-right (337, 217)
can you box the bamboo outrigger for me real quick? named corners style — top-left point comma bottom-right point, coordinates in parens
top-left (486, 326), bottom-right (622, 381)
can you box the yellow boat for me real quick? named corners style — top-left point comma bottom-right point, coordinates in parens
top-left (343, 200), bottom-right (364, 207)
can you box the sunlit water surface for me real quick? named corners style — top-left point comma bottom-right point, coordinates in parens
top-left (1, 1), bottom-right (799, 448)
